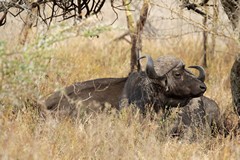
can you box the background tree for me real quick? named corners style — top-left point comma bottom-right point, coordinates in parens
top-left (0, 0), bottom-right (107, 26)
top-left (0, 0), bottom-right (108, 44)
top-left (122, 0), bottom-right (149, 72)
top-left (219, 0), bottom-right (240, 116)
top-left (0, 0), bottom-right (150, 72)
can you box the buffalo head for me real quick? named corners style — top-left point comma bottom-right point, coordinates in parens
top-left (145, 55), bottom-right (206, 100)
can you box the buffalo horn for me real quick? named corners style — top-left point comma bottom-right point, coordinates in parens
top-left (188, 65), bottom-right (206, 82)
top-left (145, 55), bottom-right (159, 79)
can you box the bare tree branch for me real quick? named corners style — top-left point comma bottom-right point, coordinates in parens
top-left (180, 0), bottom-right (211, 18)
top-left (0, 0), bottom-right (109, 27)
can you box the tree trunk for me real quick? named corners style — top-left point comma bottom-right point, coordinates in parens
top-left (202, 13), bottom-right (208, 68)
top-left (122, 0), bottom-right (149, 72)
top-left (230, 56), bottom-right (240, 116)
top-left (210, 0), bottom-right (219, 57)
top-left (221, 0), bottom-right (240, 116)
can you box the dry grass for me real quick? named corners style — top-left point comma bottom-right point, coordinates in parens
top-left (1, 26), bottom-right (240, 159)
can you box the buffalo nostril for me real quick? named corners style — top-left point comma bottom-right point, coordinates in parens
top-left (200, 85), bottom-right (207, 91)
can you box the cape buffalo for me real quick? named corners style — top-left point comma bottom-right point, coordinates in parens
top-left (43, 55), bottom-right (220, 136)
top-left (44, 55), bottom-right (206, 114)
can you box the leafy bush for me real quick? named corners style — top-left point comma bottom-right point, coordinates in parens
top-left (0, 36), bottom-right (57, 111)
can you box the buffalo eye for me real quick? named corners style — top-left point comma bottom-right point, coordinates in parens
top-left (174, 72), bottom-right (181, 79)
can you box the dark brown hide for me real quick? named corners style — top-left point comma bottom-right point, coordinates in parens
top-left (44, 78), bottom-right (127, 116)
top-left (170, 96), bottom-right (220, 138)
top-left (230, 57), bottom-right (240, 116)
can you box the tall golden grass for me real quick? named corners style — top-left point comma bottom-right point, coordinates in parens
top-left (0, 27), bottom-right (240, 159)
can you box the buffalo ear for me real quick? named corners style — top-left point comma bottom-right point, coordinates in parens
top-left (152, 76), bottom-right (169, 92)
top-left (162, 77), bottom-right (169, 91)
top-left (156, 75), bottom-right (168, 90)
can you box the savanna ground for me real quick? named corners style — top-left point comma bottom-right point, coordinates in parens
top-left (1, 8), bottom-right (240, 160)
